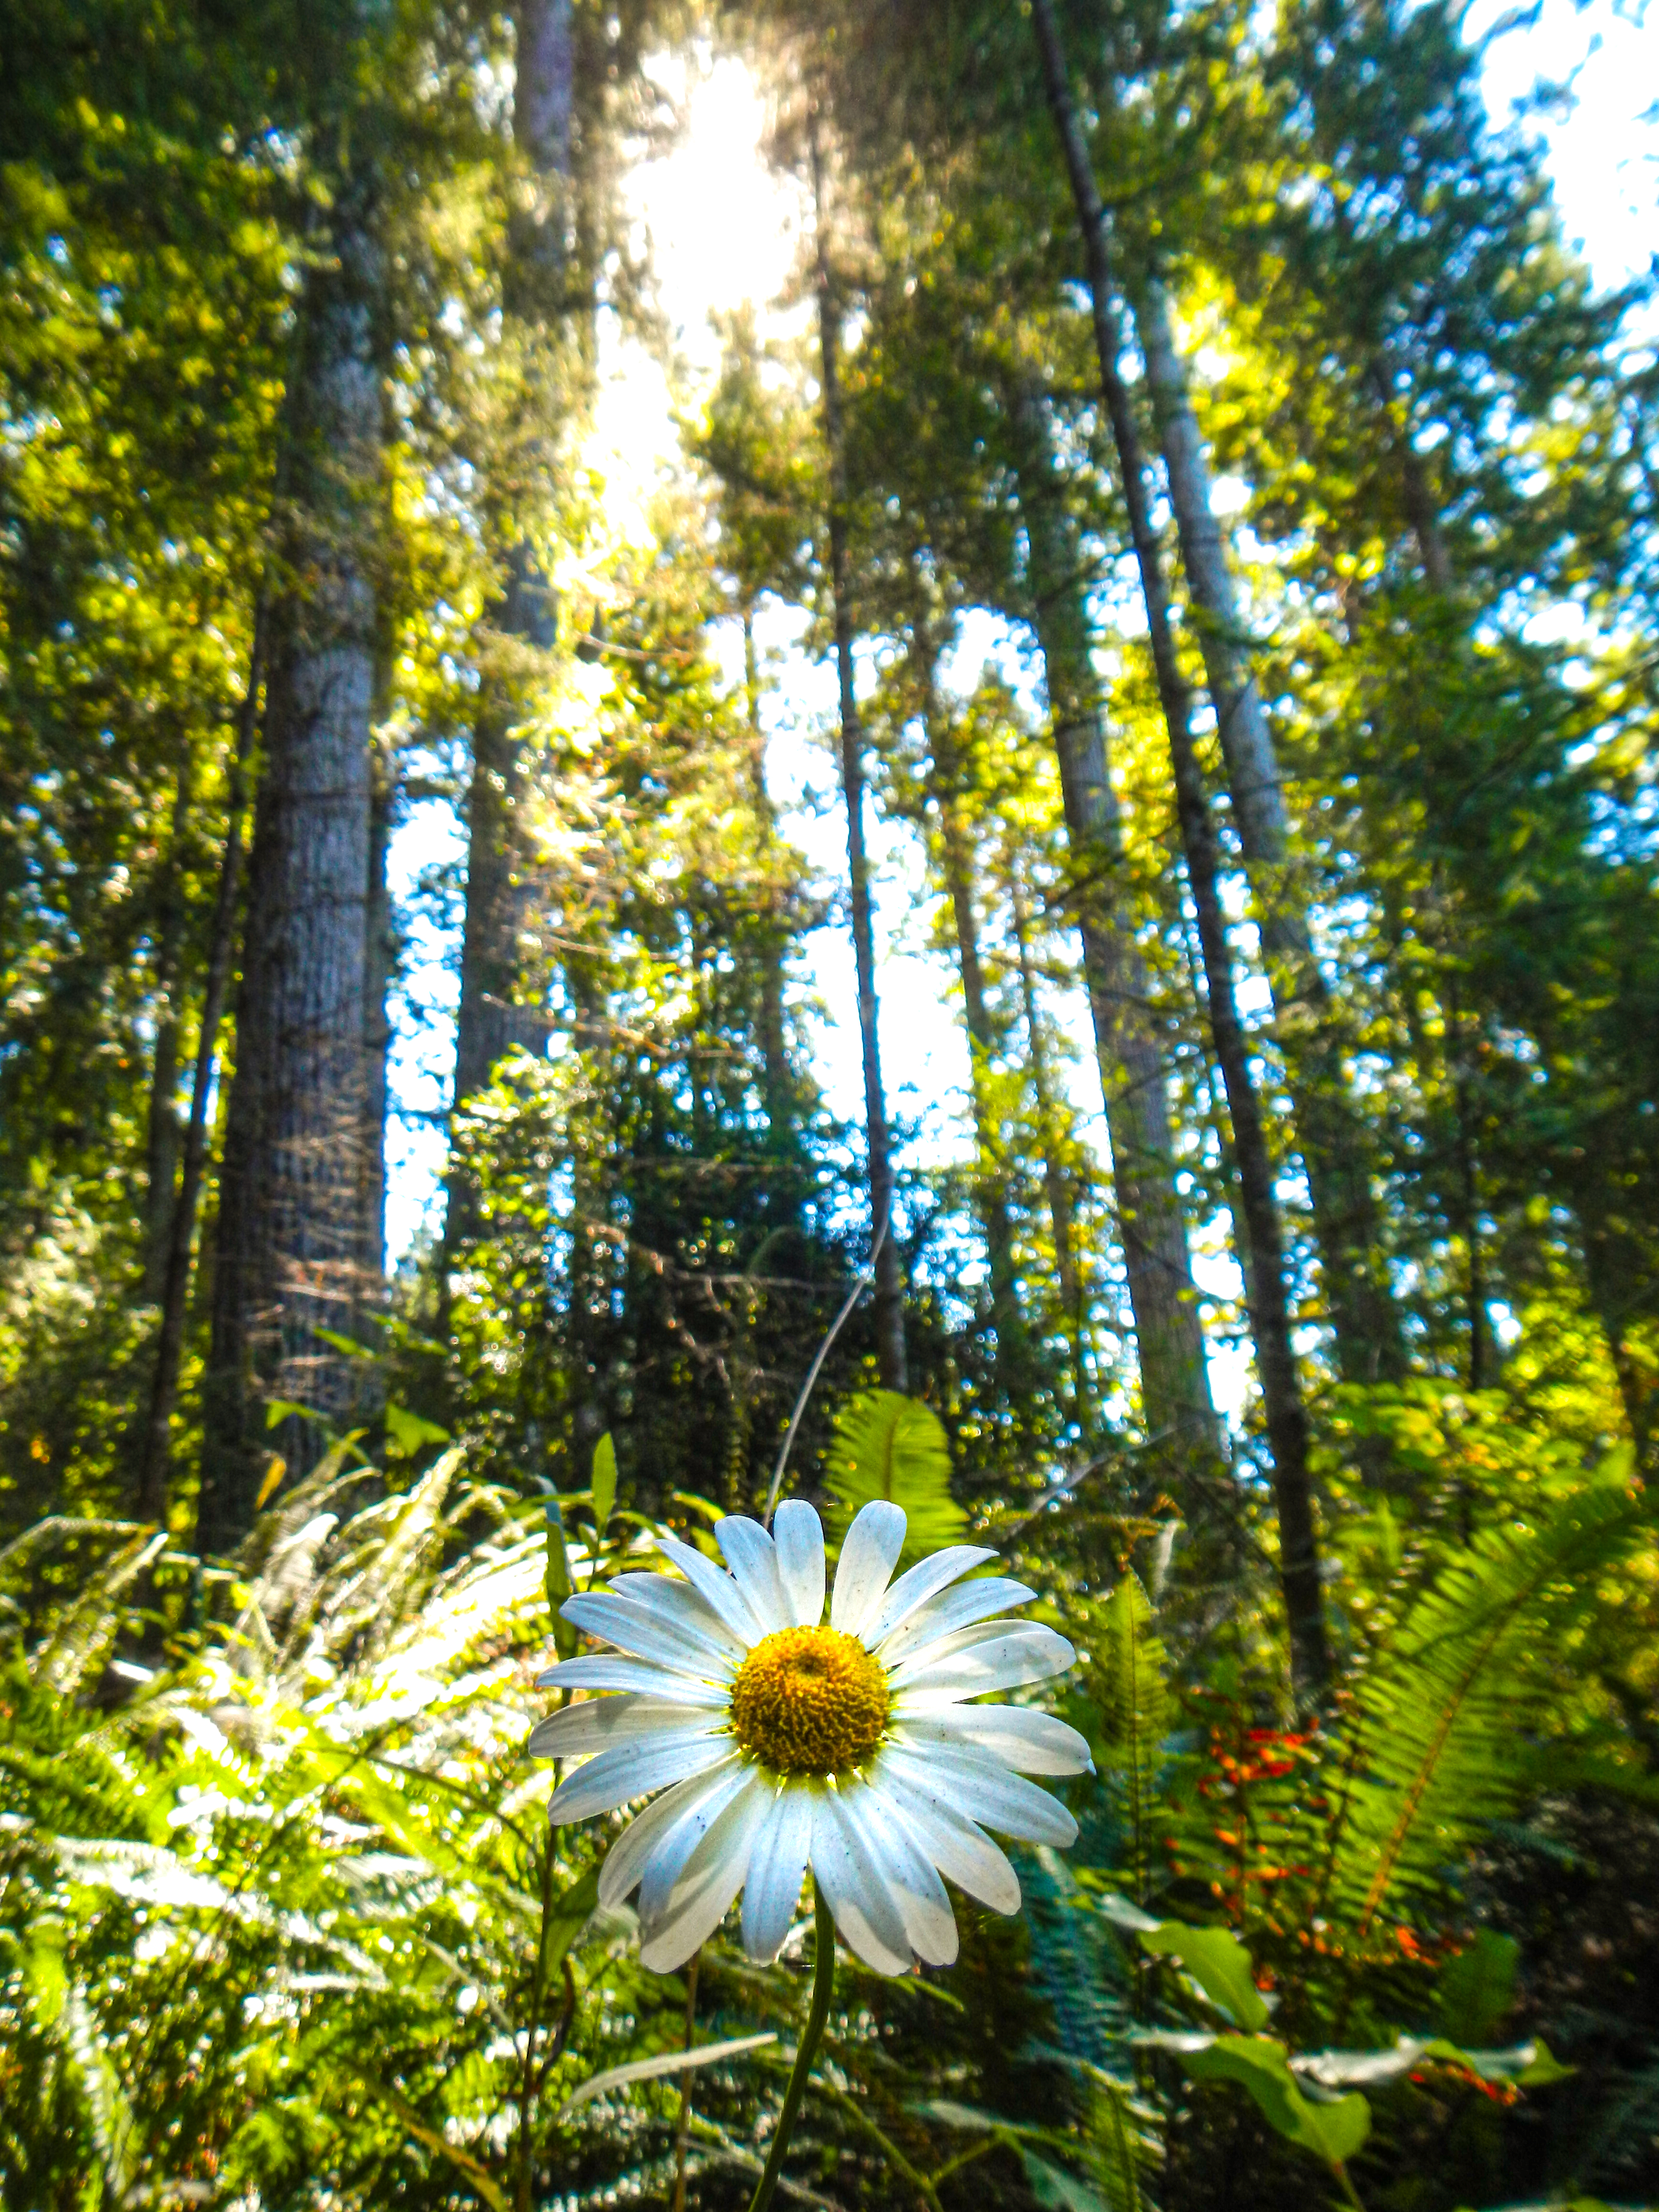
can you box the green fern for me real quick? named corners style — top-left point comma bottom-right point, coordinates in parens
top-left (820, 1391), bottom-right (968, 1561)
top-left (1322, 1463), bottom-right (1645, 1936)
top-left (1092, 1576), bottom-right (1169, 1910)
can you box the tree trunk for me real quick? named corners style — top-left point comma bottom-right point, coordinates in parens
top-left (446, 0), bottom-right (574, 1258)
top-left (363, 723), bottom-right (395, 1282)
top-left (139, 742), bottom-right (195, 1302)
top-left (1006, 855), bottom-right (1091, 1420)
top-left (911, 628), bottom-right (1022, 1382)
top-left (1135, 275), bottom-right (1403, 1387)
top-left (810, 104), bottom-right (907, 1391)
top-left (745, 606), bottom-right (797, 1212)
top-left (199, 177), bottom-right (385, 1555)
top-left (1032, 0), bottom-right (1330, 1697)
top-left (135, 611), bottom-right (266, 1523)
top-left (1012, 395), bottom-right (1218, 1464)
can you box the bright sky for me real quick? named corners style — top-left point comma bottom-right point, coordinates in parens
top-left (385, 6), bottom-right (1656, 1415)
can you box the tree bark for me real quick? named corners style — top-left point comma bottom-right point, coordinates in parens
top-left (134, 612), bottom-right (266, 1523)
top-left (1135, 276), bottom-right (1404, 1386)
top-left (1006, 854), bottom-right (1091, 1419)
top-left (810, 104), bottom-right (907, 1392)
top-left (446, 0), bottom-right (574, 1259)
top-left (910, 626), bottom-right (1022, 1382)
top-left (199, 174), bottom-right (385, 1554)
top-left (139, 742), bottom-right (195, 1303)
top-left (1011, 397), bottom-right (1218, 1463)
top-left (1032, 0), bottom-right (1330, 1696)
top-left (363, 723), bottom-right (395, 1282)
top-left (745, 605), bottom-right (797, 1212)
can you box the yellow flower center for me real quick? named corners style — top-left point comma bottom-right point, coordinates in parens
top-left (728, 1625), bottom-right (891, 1777)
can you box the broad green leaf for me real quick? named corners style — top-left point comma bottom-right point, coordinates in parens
top-left (553, 2032), bottom-right (776, 2119)
top-left (541, 1490), bottom-right (578, 1657)
top-left (383, 1402), bottom-right (451, 1460)
top-left (1141, 1921), bottom-right (1270, 2031)
top-left (1183, 2036), bottom-right (1370, 2167)
top-left (1093, 1890), bottom-right (1162, 1935)
top-left (822, 1391), bottom-right (967, 1561)
top-left (591, 1433), bottom-right (618, 1538)
top-left (1296, 2034), bottom-right (1572, 2090)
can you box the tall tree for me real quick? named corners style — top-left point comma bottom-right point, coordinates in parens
top-left (200, 149), bottom-right (387, 1550)
top-left (446, 0), bottom-right (577, 1264)
top-left (1010, 397), bottom-right (1221, 1468)
top-left (1131, 270), bottom-right (1404, 1388)
top-left (1030, 0), bottom-right (1330, 1693)
top-left (808, 104), bottom-right (907, 1390)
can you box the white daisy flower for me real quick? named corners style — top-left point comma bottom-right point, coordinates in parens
top-left (529, 1496), bottom-right (1091, 1976)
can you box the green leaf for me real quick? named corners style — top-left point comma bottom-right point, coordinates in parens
top-left (1183, 2036), bottom-right (1370, 2167)
top-left (1516, 2039), bottom-right (1574, 2086)
top-left (1140, 1921), bottom-right (1270, 2031)
top-left (313, 1326), bottom-right (377, 1361)
top-left (553, 2031), bottom-right (777, 2120)
top-left (1295, 2034), bottom-right (1572, 2091)
top-left (542, 1865), bottom-right (601, 1975)
top-left (1437, 1928), bottom-right (1519, 2044)
top-left (383, 1402), bottom-right (451, 1461)
top-left (264, 1397), bottom-right (315, 1431)
top-left (822, 1391), bottom-right (967, 1561)
top-left (1021, 2149), bottom-right (1109, 2212)
top-left (591, 1433), bottom-right (618, 1538)
top-left (542, 1492), bottom-right (578, 1659)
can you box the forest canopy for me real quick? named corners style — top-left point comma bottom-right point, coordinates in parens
top-left (1, 0), bottom-right (1657, 2206)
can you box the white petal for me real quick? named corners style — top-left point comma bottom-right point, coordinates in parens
top-left (529, 1697), bottom-right (719, 1761)
top-left (811, 1786), bottom-right (912, 1976)
top-left (830, 1501), bottom-right (906, 1636)
top-left (715, 1517), bottom-right (791, 1634)
top-left (637, 1777), bottom-right (771, 1971)
top-left (561, 1592), bottom-right (738, 1679)
top-left (598, 1573), bottom-right (748, 1658)
top-left (770, 1500), bottom-right (827, 1628)
top-left (842, 1783), bottom-right (958, 1966)
top-left (598, 1760), bottom-right (742, 1908)
top-left (862, 1545), bottom-right (998, 1648)
top-left (656, 1534), bottom-right (767, 1647)
top-left (880, 1743), bottom-right (1078, 1847)
top-left (639, 1762), bottom-right (767, 1924)
top-left (890, 1623), bottom-right (1076, 1703)
top-left (536, 1656), bottom-right (727, 1707)
top-left (866, 1766), bottom-right (1021, 1915)
top-left (741, 1787), bottom-right (814, 1962)
top-left (877, 1579), bottom-right (1035, 1666)
top-left (894, 1705), bottom-right (1094, 1776)
top-left (548, 1731), bottom-right (732, 1824)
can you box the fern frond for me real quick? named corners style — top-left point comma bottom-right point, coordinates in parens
top-left (821, 1392), bottom-right (967, 1560)
top-left (1092, 1577), bottom-right (1169, 1909)
top-left (63, 1982), bottom-right (135, 2192)
top-left (1325, 1467), bottom-right (1643, 1936)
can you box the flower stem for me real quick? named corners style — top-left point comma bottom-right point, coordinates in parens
top-left (747, 1883), bottom-right (836, 2212)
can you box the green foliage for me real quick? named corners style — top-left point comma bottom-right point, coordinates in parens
top-left (1087, 1575), bottom-right (1170, 1909)
top-left (1323, 1457), bottom-right (1646, 1936)
top-left (1182, 2034), bottom-right (1370, 2169)
top-left (1140, 1921), bottom-right (1269, 2032)
top-left (821, 1390), bottom-right (970, 1559)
